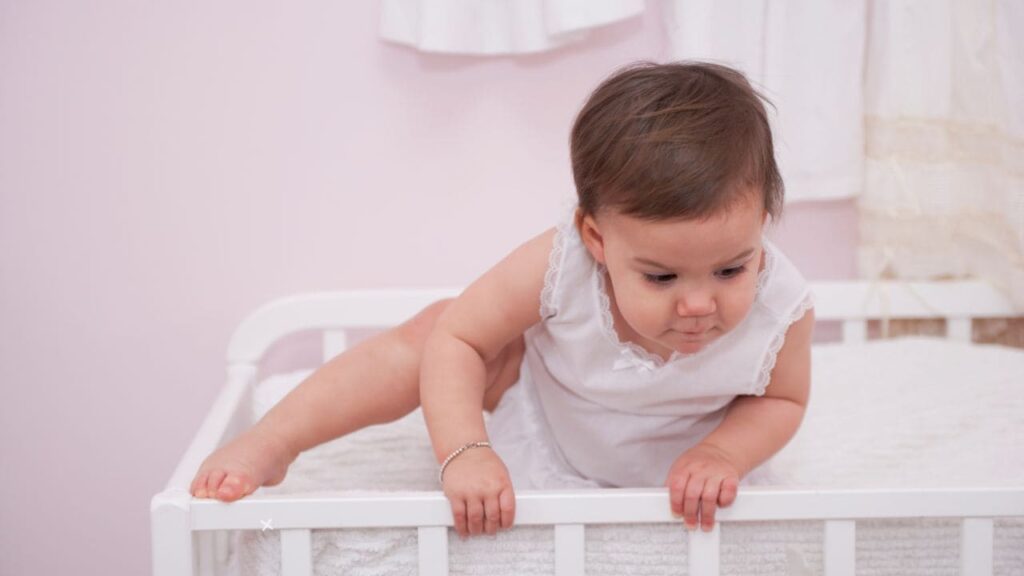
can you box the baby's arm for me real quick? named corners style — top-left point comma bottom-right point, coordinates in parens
top-left (666, 307), bottom-right (815, 532)
top-left (420, 226), bottom-right (554, 538)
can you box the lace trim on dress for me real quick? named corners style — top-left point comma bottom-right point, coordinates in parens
top-left (756, 241), bottom-right (776, 295)
top-left (539, 213), bottom-right (573, 320)
top-left (595, 239), bottom-right (776, 372)
top-left (752, 291), bottom-right (816, 396)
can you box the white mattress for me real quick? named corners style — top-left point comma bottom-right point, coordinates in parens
top-left (226, 338), bottom-right (1024, 575)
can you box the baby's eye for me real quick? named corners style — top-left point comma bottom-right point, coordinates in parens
top-left (643, 273), bottom-right (676, 285)
top-left (716, 266), bottom-right (746, 279)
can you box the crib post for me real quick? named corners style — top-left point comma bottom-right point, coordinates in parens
top-left (151, 489), bottom-right (194, 576)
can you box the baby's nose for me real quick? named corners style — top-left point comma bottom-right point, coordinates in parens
top-left (676, 292), bottom-right (716, 317)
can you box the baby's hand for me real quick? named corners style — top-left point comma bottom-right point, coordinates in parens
top-left (664, 443), bottom-right (741, 532)
top-left (441, 447), bottom-right (516, 539)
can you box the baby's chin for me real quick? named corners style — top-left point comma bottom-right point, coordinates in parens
top-left (673, 340), bottom-right (708, 355)
top-left (668, 328), bottom-right (720, 355)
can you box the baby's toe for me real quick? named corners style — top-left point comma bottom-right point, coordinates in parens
top-left (216, 474), bottom-right (250, 501)
top-left (204, 470), bottom-right (227, 500)
top-left (190, 473), bottom-right (206, 498)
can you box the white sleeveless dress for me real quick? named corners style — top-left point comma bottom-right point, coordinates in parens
top-left (485, 203), bottom-right (815, 490)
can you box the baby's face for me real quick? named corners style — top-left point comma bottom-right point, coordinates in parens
top-left (579, 193), bottom-right (767, 359)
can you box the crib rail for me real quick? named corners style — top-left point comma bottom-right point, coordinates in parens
top-left (227, 288), bottom-right (461, 364)
top-left (188, 487), bottom-right (1023, 529)
top-left (812, 280), bottom-right (1015, 343)
top-left (156, 486), bottom-right (1024, 576)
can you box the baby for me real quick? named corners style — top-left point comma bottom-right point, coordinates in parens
top-left (190, 61), bottom-right (814, 539)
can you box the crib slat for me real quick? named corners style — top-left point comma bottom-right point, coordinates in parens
top-left (418, 526), bottom-right (449, 576)
top-left (688, 524), bottom-right (721, 576)
top-left (960, 518), bottom-right (993, 576)
top-left (215, 530), bottom-right (231, 567)
top-left (824, 520), bottom-right (855, 576)
top-left (841, 320), bottom-right (867, 343)
top-left (947, 318), bottom-right (972, 342)
top-left (555, 524), bottom-right (585, 576)
top-left (281, 529), bottom-right (312, 576)
top-left (323, 329), bottom-right (348, 362)
top-left (194, 531), bottom-right (216, 576)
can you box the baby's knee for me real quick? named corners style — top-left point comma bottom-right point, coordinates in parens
top-left (395, 298), bottom-right (455, 352)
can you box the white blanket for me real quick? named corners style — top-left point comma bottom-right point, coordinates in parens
top-left (227, 338), bottom-right (1024, 575)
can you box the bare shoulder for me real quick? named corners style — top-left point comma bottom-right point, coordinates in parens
top-left (763, 306), bottom-right (815, 405)
top-left (435, 226), bottom-right (557, 362)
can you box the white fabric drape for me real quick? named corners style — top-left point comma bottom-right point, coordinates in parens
top-left (379, 0), bottom-right (644, 55)
top-left (859, 0), bottom-right (1024, 309)
top-left (665, 0), bottom-right (867, 203)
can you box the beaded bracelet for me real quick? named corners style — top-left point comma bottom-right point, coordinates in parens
top-left (438, 441), bottom-right (492, 485)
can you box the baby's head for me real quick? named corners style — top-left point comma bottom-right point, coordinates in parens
top-left (569, 61), bottom-right (783, 357)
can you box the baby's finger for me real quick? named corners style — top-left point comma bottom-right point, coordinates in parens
top-left (683, 475), bottom-right (706, 530)
top-left (484, 496), bottom-right (500, 535)
top-left (451, 499), bottom-right (468, 539)
top-left (718, 476), bottom-right (739, 508)
top-left (668, 471), bottom-right (690, 518)
top-left (467, 498), bottom-right (485, 536)
top-left (700, 478), bottom-right (721, 532)
top-left (499, 487), bottom-right (516, 529)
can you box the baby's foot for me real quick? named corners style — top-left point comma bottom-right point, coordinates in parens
top-left (190, 426), bottom-right (297, 502)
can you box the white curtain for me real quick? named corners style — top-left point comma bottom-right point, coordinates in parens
top-left (379, 0), bottom-right (644, 55)
top-left (664, 0), bottom-right (867, 204)
top-left (859, 0), bottom-right (1024, 309)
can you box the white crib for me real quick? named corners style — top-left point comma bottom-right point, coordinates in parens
top-left (151, 280), bottom-right (1024, 576)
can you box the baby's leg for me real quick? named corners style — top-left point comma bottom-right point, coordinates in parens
top-left (191, 299), bottom-right (452, 501)
top-left (190, 298), bottom-right (526, 502)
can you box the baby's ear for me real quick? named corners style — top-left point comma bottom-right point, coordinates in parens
top-left (573, 209), bottom-right (589, 238)
top-left (577, 213), bottom-right (607, 265)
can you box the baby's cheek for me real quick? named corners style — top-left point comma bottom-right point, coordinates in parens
top-left (722, 287), bottom-right (757, 329)
top-left (627, 292), bottom-right (660, 325)
top-left (625, 289), bottom-right (666, 332)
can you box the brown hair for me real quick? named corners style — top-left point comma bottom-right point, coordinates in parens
top-left (570, 61), bottom-right (783, 223)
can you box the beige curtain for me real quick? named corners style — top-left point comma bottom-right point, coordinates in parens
top-left (859, 0), bottom-right (1024, 310)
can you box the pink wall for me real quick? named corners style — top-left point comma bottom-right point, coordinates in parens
top-left (0, 2), bottom-right (856, 574)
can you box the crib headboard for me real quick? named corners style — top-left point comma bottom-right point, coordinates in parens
top-left (227, 280), bottom-right (1018, 366)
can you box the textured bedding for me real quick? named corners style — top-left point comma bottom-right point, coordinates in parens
top-left (225, 338), bottom-right (1024, 575)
